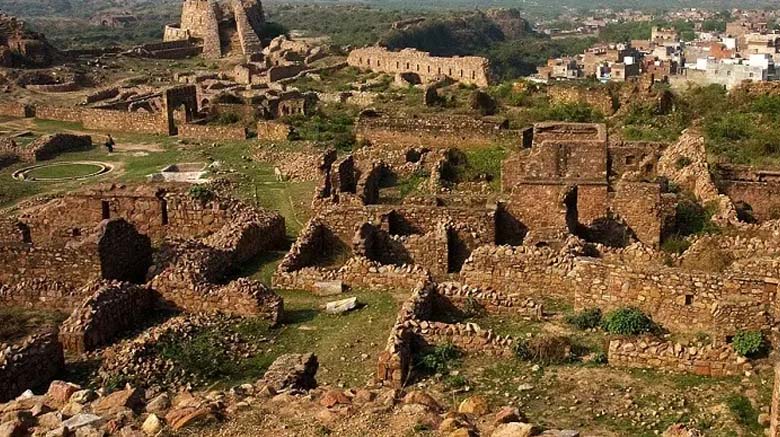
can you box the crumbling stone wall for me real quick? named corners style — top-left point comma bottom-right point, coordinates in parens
top-left (573, 258), bottom-right (778, 339)
top-left (460, 243), bottom-right (579, 300)
top-left (0, 102), bottom-right (33, 117)
top-left (347, 47), bottom-right (490, 87)
top-left (0, 329), bottom-right (64, 402)
top-left (178, 123), bottom-right (248, 141)
top-left (149, 240), bottom-right (283, 322)
top-left (607, 337), bottom-right (748, 377)
top-left (59, 281), bottom-right (154, 354)
top-left (611, 182), bottom-right (669, 247)
top-left (356, 112), bottom-right (516, 149)
top-left (257, 121), bottom-right (292, 141)
top-left (23, 134), bottom-right (92, 161)
top-left (0, 243), bottom-right (100, 309)
top-left (436, 281), bottom-right (543, 318)
top-left (717, 166), bottom-right (780, 222)
top-left (177, 0), bottom-right (222, 58)
top-left (35, 105), bottom-right (85, 123)
top-left (14, 184), bottom-right (283, 248)
top-left (548, 84), bottom-right (616, 116)
top-left (376, 281), bottom-right (519, 388)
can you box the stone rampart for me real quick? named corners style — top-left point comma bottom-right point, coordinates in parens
top-left (27, 82), bottom-right (79, 92)
top-left (0, 102), bottom-right (33, 117)
top-left (0, 329), bottom-right (64, 402)
top-left (178, 123), bottom-right (248, 141)
top-left (607, 337), bottom-right (748, 377)
top-left (59, 281), bottom-right (155, 354)
top-left (35, 105), bottom-right (85, 123)
top-left (436, 281), bottom-right (543, 318)
top-left (347, 47), bottom-right (490, 87)
top-left (356, 112), bottom-right (516, 149)
top-left (81, 108), bottom-right (168, 135)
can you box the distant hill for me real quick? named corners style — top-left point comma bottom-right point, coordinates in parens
top-left (380, 9), bottom-right (534, 57)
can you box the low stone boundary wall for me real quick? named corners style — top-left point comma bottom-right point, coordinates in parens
top-left (376, 281), bottom-right (518, 388)
top-left (436, 282), bottom-right (543, 319)
top-left (59, 281), bottom-right (155, 354)
top-left (274, 255), bottom-right (432, 293)
top-left (607, 337), bottom-right (749, 377)
top-left (35, 105), bottom-right (85, 123)
top-left (178, 123), bottom-right (248, 141)
top-left (0, 102), bottom-right (33, 118)
top-left (27, 82), bottom-right (79, 93)
top-left (0, 329), bottom-right (64, 402)
top-left (415, 321), bottom-right (515, 357)
top-left (201, 211), bottom-right (286, 264)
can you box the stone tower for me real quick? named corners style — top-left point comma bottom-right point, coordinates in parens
top-left (164, 0), bottom-right (265, 60)
top-left (179, 0), bottom-right (222, 58)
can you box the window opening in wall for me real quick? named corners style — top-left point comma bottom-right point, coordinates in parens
top-left (685, 295), bottom-right (693, 305)
top-left (17, 223), bottom-right (31, 244)
top-left (625, 155), bottom-right (635, 165)
top-left (101, 200), bottom-right (110, 220)
top-left (160, 199), bottom-right (169, 225)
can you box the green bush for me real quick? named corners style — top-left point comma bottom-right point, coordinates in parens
top-left (417, 343), bottom-right (461, 374)
top-left (725, 394), bottom-right (761, 431)
top-left (565, 308), bottom-right (602, 330)
top-left (602, 307), bottom-right (654, 336)
top-left (675, 156), bottom-right (693, 170)
top-left (731, 330), bottom-right (765, 357)
top-left (188, 185), bottom-right (215, 203)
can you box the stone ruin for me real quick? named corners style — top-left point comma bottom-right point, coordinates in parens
top-left (0, 13), bottom-right (56, 68)
top-left (0, 183), bottom-right (286, 401)
top-left (0, 134), bottom-right (92, 169)
top-left (164, 0), bottom-right (265, 61)
top-left (347, 47), bottom-right (491, 87)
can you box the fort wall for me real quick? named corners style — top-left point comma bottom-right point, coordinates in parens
top-left (347, 47), bottom-right (490, 87)
top-left (178, 123), bottom-right (249, 141)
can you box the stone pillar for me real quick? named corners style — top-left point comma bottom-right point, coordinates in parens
top-left (771, 362), bottom-right (780, 437)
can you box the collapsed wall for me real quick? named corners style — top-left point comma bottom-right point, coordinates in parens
top-left (0, 329), bottom-right (64, 402)
top-left (59, 281), bottom-right (155, 354)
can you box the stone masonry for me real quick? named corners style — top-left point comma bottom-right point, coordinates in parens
top-left (348, 47), bottom-right (490, 87)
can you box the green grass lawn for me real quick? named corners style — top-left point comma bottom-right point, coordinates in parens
top-left (0, 307), bottom-right (68, 343)
top-left (152, 289), bottom-right (401, 390)
top-left (24, 162), bottom-right (106, 180)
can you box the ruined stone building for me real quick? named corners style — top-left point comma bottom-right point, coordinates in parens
top-left (164, 0), bottom-right (265, 60)
top-left (502, 122), bottom-right (672, 246)
top-left (347, 47), bottom-right (491, 87)
top-left (0, 13), bottom-right (55, 67)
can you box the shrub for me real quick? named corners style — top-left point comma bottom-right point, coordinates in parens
top-left (602, 307), bottom-right (654, 336)
top-left (725, 394), bottom-right (761, 431)
top-left (417, 343), bottom-right (461, 374)
top-left (188, 184), bottom-right (215, 203)
top-left (675, 156), bottom-right (693, 170)
top-left (214, 112), bottom-right (240, 125)
top-left (731, 330), bottom-right (765, 357)
top-left (462, 296), bottom-right (485, 318)
top-left (514, 335), bottom-right (572, 365)
top-left (565, 308), bottom-right (602, 330)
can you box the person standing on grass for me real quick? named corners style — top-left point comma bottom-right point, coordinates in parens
top-left (105, 135), bottom-right (115, 153)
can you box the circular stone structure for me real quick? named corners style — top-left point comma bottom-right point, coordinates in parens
top-left (12, 161), bottom-right (113, 182)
